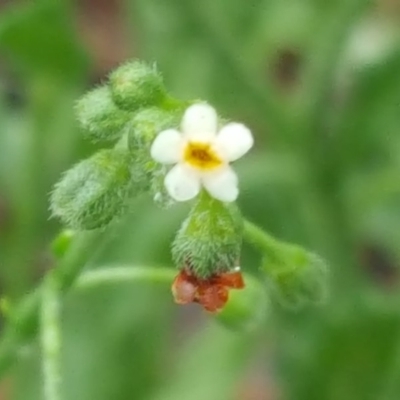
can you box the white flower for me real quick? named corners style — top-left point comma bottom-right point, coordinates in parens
top-left (150, 103), bottom-right (253, 202)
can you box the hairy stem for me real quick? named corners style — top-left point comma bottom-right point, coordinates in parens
top-left (243, 220), bottom-right (285, 259)
top-left (76, 267), bottom-right (175, 291)
top-left (41, 275), bottom-right (62, 400)
top-left (0, 219), bottom-right (303, 381)
top-left (0, 229), bottom-right (104, 377)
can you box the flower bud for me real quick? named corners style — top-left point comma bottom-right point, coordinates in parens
top-left (109, 61), bottom-right (166, 111)
top-left (126, 107), bottom-right (180, 208)
top-left (50, 149), bottom-right (134, 230)
top-left (172, 192), bottom-right (243, 278)
top-left (127, 107), bottom-right (178, 153)
top-left (216, 274), bottom-right (269, 332)
top-left (75, 86), bottom-right (131, 143)
top-left (262, 246), bottom-right (329, 309)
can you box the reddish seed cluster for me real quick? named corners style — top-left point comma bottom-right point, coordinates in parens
top-left (171, 267), bottom-right (245, 313)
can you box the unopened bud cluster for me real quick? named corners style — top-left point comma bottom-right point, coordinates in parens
top-left (51, 60), bottom-right (182, 230)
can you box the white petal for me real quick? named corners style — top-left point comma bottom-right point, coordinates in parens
top-left (182, 103), bottom-right (218, 141)
top-left (202, 167), bottom-right (239, 202)
top-left (164, 164), bottom-right (201, 202)
top-left (215, 123), bottom-right (253, 162)
top-left (150, 129), bottom-right (183, 164)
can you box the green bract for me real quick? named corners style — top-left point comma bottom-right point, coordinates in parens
top-left (50, 149), bottom-right (134, 230)
top-left (75, 86), bottom-right (131, 143)
top-left (262, 246), bottom-right (328, 309)
top-left (172, 192), bottom-right (243, 278)
top-left (110, 61), bottom-right (166, 111)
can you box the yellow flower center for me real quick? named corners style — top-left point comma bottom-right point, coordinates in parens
top-left (183, 142), bottom-right (223, 170)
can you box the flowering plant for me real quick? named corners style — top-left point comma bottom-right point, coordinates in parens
top-left (0, 61), bottom-right (329, 400)
top-left (49, 60), bottom-right (328, 314)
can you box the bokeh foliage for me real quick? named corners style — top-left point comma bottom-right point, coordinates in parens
top-left (1, 0), bottom-right (400, 399)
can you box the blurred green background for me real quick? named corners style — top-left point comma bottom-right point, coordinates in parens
top-left (1, 0), bottom-right (400, 399)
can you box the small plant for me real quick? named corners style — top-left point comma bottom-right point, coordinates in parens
top-left (0, 60), bottom-right (329, 400)
top-left (51, 59), bottom-right (328, 314)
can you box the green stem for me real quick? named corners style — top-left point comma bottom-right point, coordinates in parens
top-left (76, 267), bottom-right (175, 291)
top-left (0, 219), bottom-right (301, 381)
top-left (41, 275), bottom-right (62, 400)
top-left (0, 229), bottom-right (105, 378)
top-left (243, 220), bottom-right (284, 259)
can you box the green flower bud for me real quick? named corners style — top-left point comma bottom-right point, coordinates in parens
top-left (109, 61), bottom-right (166, 111)
top-left (262, 245), bottom-right (329, 309)
top-left (127, 107), bottom-right (178, 153)
top-left (75, 86), bottom-right (131, 143)
top-left (216, 275), bottom-right (269, 332)
top-left (50, 149), bottom-right (134, 230)
top-left (126, 107), bottom-right (180, 207)
top-left (172, 191), bottom-right (243, 278)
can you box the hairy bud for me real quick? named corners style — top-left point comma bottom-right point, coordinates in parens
top-left (172, 192), bottom-right (243, 278)
top-left (262, 246), bottom-right (328, 309)
top-left (50, 149), bottom-right (134, 230)
top-left (127, 107), bottom-right (179, 207)
top-left (109, 61), bottom-right (166, 111)
top-left (127, 107), bottom-right (178, 153)
top-left (75, 86), bottom-right (131, 143)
